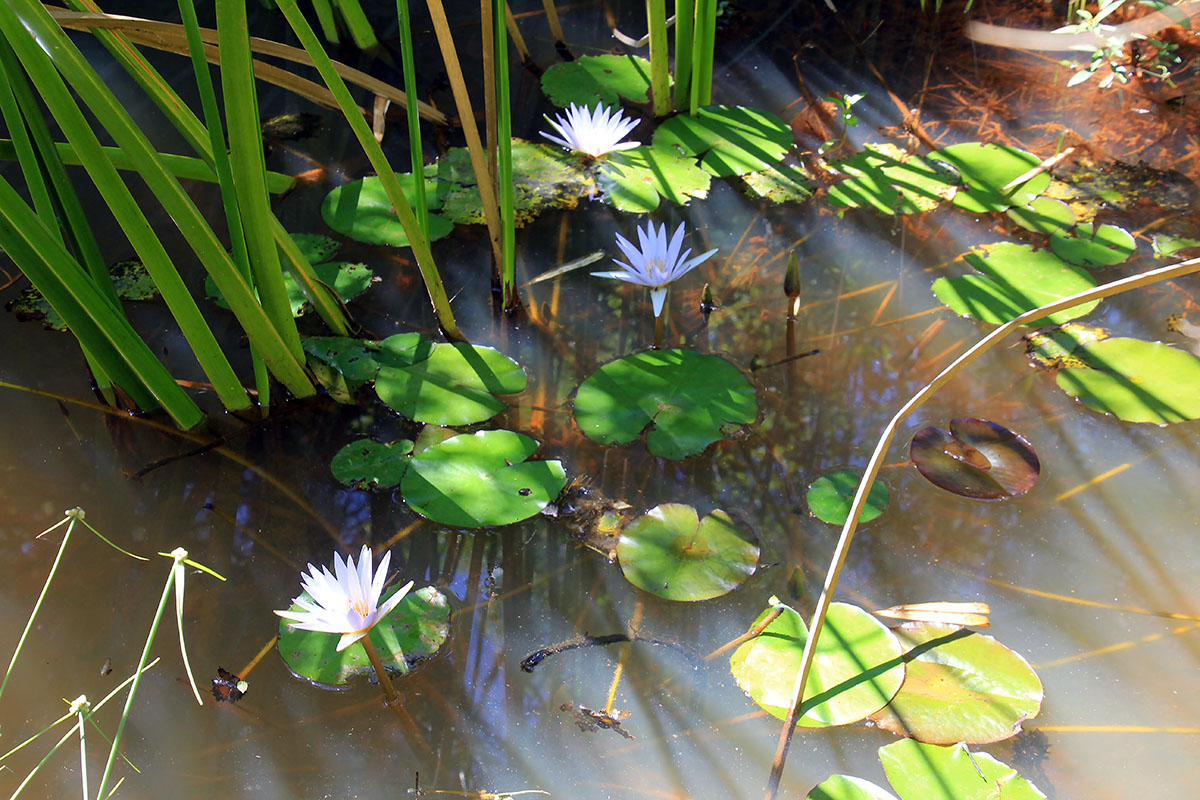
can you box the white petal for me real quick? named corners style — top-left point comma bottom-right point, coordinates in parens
top-left (376, 580), bottom-right (414, 621)
top-left (336, 630), bottom-right (369, 652)
top-left (650, 287), bottom-right (668, 317)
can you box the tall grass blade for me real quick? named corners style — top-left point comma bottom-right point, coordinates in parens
top-left (692, 0), bottom-right (718, 112)
top-left (494, 0), bottom-right (517, 309)
top-left (673, 0), bottom-right (695, 110)
top-left (397, 0), bottom-right (428, 237)
top-left (647, 0), bottom-right (671, 116)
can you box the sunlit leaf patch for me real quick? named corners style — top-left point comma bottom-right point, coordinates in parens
top-left (1057, 337), bottom-right (1200, 423)
top-left (616, 504), bottom-right (758, 601)
top-left (927, 142), bottom-right (1051, 214)
top-left (909, 418), bottom-right (1040, 500)
top-left (541, 54), bottom-right (655, 107)
top-left (331, 438), bottom-right (413, 490)
top-left (807, 775), bottom-right (898, 800)
top-left (1021, 322), bottom-right (1109, 370)
top-left (653, 105), bottom-right (793, 177)
top-left (321, 176), bottom-right (454, 246)
top-left (805, 469), bottom-right (890, 525)
top-left (596, 145), bottom-right (712, 212)
top-left (1049, 222), bottom-right (1135, 267)
top-left (1005, 196), bottom-right (1075, 235)
top-left (827, 143), bottom-right (956, 214)
top-left (879, 739), bottom-right (1048, 800)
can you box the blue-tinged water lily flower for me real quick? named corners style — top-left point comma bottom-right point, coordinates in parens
top-left (540, 103), bottom-right (640, 157)
top-left (275, 546), bottom-right (413, 652)
top-left (593, 221), bottom-right (718, 317)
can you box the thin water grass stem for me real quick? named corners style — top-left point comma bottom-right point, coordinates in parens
top-left (359, 634), bottom-right (401, 705)
top-left (396, 0), bottom-right (428, 238)
top-left (494, 0), bottom-right (517, 311)
top-left (647, 0), bottom-right (671, 116)
top-left (762, 254), bottom-right (1200, 800)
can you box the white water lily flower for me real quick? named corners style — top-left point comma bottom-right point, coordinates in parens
top-left (275, 545), bottom-right (413, 652)
top-left (540, 102), bottom-right (640, 157)
top-left (593, 221), bottom-right (718, 317)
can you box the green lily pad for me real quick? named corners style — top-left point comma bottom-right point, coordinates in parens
top-left (1049, 222), bottom-right (1136, 267)
top-left (277, 584), bottom-right (449, 688)
top-left (879, 740), bottom-right (1047, 800)
top-left (928, 143), bottom-right (1052, 214)
top-left (290, 233), bottom-right (342, 264)
top-left (321, 176), bottom-right (454, 247)
top-left (8, 258), bottom-right (159, 330)
top-left (1151, 232), bottom-right (1200, 258)
top-left (1057, 337), bottom-right (1200, 423)
top-left (808, 776), bottom-right (898, 800)
top-left (653, 105), bottom-right (793, 177)
top-left (207, 261), bottom-right (375, 317)
top-left (909, 418), bottom-right (1040, 500)
top-left (616, 504), bottom-right (759, 601)
top-left (869, 622), bottom-right (1043, 744)
top-left (540, 54), bottom-right (655, 107)
top-left (573, 349), bottom-right (758, 460)
top-left (400, 430), bottom-right (567, 528)
top-left (806, 470), bottom-right (890, 525)
top-left (828, 144), bottom-right (956, 214)
top-left (1022, 322), bottom-right (1109, 369)
top-left (374, 334), bottom-right (526, 426)
top-left (741, 160), bottom-right (815, 204)
top-left (303, 335), bottom-right (386, 382)
top-left (431, 141), bottom-right (589, 226)
top-left (596, 145), bottom-right (712, 212)
top-left (932, 242), bottom-right (1099, 326)
top-left (331, 438), bottom-right (414, 490)
top-left (1005, 196), bottom-right (1075, 235)
top-left (730, 602), bottom-right (905, 726)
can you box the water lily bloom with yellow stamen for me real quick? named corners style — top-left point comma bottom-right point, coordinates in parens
top-left (593, 221), bottom-right (718, 317)
top-left (275, 546), bottom-right (413, 652)
top-left (540, 103), bottom-right (641, 157)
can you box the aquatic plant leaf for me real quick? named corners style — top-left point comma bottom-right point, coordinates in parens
top-left (1055, 155), bottom-right (1199, 215)
top-left (289, 232), bottom-right (341, 264)
top-left (573, 349), bottom-right (758, 460)
top-left (806, 470), bottom-right (890, 525)
top-left (303, 335), bottom-right (385, 382)
top-left (400, 430), bottom-right (567, 528)
top-left (807, 775), bottom-right (898, 800)
top-left (1151, 232), bottom-right (1200, 258)
top-left (869, 622), bottom-right (1043, 744)
top-left (828, 144), bottom-right (956, 214)
top-left (616, 504), bottom-right (759, 601)
top-left (321, 176), bottom-right (454, 246)
top-left (331, 438), bottom-right (414, 490)
top-left (1005, 196), bottom-right (1075, 235)
top-left (932, 242), bottom-right (1099, 326)
top-left (596, 145), bottom-right (712, 212)
top-left (1021, 322), bottom-right (1109, 370)
top-left (207, 261), bottom-right (375, 317)
top-left (928, 143), bottom-right (1051, 213)
top-left (653, 105), bottom-right (793, 177)
top-left (1057, 337), bottom-right (1200, 423)
top-left (8, 258), bottom-right (159, 330)
top-left (909, 418), bottom-right (1040, 500)
top-left (277, 585), bottom-right (449, 688)
top-left (879, 740), bottom-right (1047, 800)
top-left (432, 140), bottom-right (589, 225)
top-left (540, 54), bottom-right (654, 107)
top-left (374, 335), bottom-right (526, 425)
top-left (741, 160), bottom-right (814, 203)
top-left (1049, 222), bottom-right (1136, 267)
top-left (730, 602), bottom-right (905, 726)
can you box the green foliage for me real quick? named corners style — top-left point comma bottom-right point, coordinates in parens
top-left (1005, 196), bottom-right (1075, 235)
top-left (8, 259), bottom-right (158, 330)
top-left (879, 740), bottom-right (1047, 800)
top-left (596, 145), bottom-right (712, 212)
top-left (1057, 337), bottom-right (1200, 423)
top-left (616, 504), bottom-right (759, 601)
top-left (741, 161), bottom-right (814, 203)
top-left (806, 470), bottom-right (890, 525)
top-left (1049, 222), bottom-right (1136, 267)
top-left (573, 349), bottom-right (758, 460)
top-left (807, 776), bottom-right (897, 800)
top-left (653, 105), bottom-right (793, 177)
top-left (330, 439), bottom-right (414, 490)
top-left (827, 144), bottom-right (956, 214)
top-left (540, 54), bottom-right (655, 107)
top-left (928, 143), bottom-right (1051, 214)
top-left (321, 176), bottom-right (454, 247)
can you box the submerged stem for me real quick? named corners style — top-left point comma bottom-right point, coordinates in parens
top-left (359, 634), bottom-right (401, 706)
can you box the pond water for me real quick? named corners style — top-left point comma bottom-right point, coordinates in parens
top-left (2, 1), bottom-right (1200, 798)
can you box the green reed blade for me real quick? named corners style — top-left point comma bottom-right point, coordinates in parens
top-left (692, 0), bottom-right (718, 112)
top-left (493, 0), bottom-right (516, 309)
top-left (334, 0), bottom-right (381, 51)
top-left (647, 0), bottom-right (671, 116)
top-left (397, 0), bottom-right (428, 238)
top-left (310, 0), bottom-right (341, 44)
top-left (673, 0), bottom-right (695, 110)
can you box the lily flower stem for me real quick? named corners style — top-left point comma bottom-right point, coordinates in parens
top-left (653, 310), bottom-right (665, 349)
top-left (358, 635), bottom-right (400, 706)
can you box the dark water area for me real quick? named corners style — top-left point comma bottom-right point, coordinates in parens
top-left (2, 1), bottom-right (1200, 798)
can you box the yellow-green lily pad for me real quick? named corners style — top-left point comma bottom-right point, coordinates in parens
top-left (321, 176), bottom-right (454, 247)
top-left (928, 143), bottom-right (1052, 214)
top-left (1057, 337), bottom-right (1200, 423)
top-left (1049, 222), bottom-right (1136, 267)
top-left (808, 776), bottom-right (898, 800)
top-left (879, 740), bottom-right (1047, 800)
top-left (653, 105), bottom-right (793, 177)
top-left (540, 54), bottom-right (655, 107)
top-left (596, 145), bottom-right (712, 212)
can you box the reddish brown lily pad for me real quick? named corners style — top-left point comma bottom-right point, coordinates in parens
top-left (909, 418), bottom-right (1039, 500)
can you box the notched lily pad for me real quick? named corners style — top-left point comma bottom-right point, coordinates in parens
top-left (879, 740), bottom-right (1048, 800)
top-left (540, 54), bottom-right (655, 107)
top-left (277, 584), bottom-right (449, 688)
top-left (304, 335), bottom-right (385, 382)
top-left (730, 602), bottom-right (905, 726)
top-left (909, 418), bottom-right (1040, 500)
top-left (321, 175), bottom-right (454, 247)
top-left (573, 349), bottom-right (758, 460)
top-left (869, 621), bottom-right (1043, 745)
top-left (653, 105), bottom-right (793, 177)
top-left (331, 438), bottom-right (414, 489)
top-left (400, 430), bottom-right (567, 528)
top-left (596, 145), bottom-right (712, 212)
top-left (1057, 337), bottom-right (1200, 423)
top-left (807, 775), bottom-right (898, 800)
top-left (932, 242), bottom-right (1099, 326)
top-left (1049, 222), bottom-right (1135, 267)
top-left (1021, 322), bottom-right (1109, 370)
top-left (928, 143), bottom-right (1051, 214)
top-left (1005, 196), bottom-right (1075, 235)
top-left (616, 504), bottom-right (759, 601)
top-left (806, 469), bottom-right (890, 525)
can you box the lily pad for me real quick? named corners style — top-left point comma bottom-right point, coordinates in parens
top-left (573, 349), bottom-right (758, 460)
top-left (277, 584), bottom-right (449, 688)
top-left (616, 504), bottom-right (759, 601)
top-left (331, 438), bottom-right (414, 490)
top-left (541, 54), bottom-right (655, 107)
top-left (596, 145), bottom-right (712, 212)
top-left (8, 258), bottom-right (158, 330)
top-left (879, 740), bottom-right (1047, 800)
top-left (400, 430), bottom-right (567, 528)
top-left (374, 334), bottom-right (526, 426)
top-left (932, 242), bottom-right (1099, 326)
top-left (1005, 196), bottom-right (1075, 235)
top-left (909, 418), bottom-right (1040, 500)
top-left (730, 602), bottom-right (905, 726)
top-left (1057, 337), bottom-right (1200, 423)
top-left (303, 335), bottom-right (385, 382)
top-left (1021, 322), bottom-right (1109, 369)
top-left (1049, 222), bottom-right (1136, 267)
top-left (806, 470), bottom-right (890, 525)
top-left (869, 622), bottom-right (1043, 744)
top-left (290, 233), bottom-right (342, 264)
top-left (1151, 232), bottom-right (1200, 258)
top-left (827, 144), bottom-right (956, 214)
top-left (928, 143), bottom-right (1052, 214)
top-left (431, 141), bottom-right (589, 226)
top-left (321, 176), bottom-right (454, 247)
top-left (741, 160), bottom-right (815, 204)
top-left (207, 260), bottom-right (375, 317)
top-left (808, 776), bottom-right (898, 800)
top-left (653, 105), bottom-right (793, 177)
